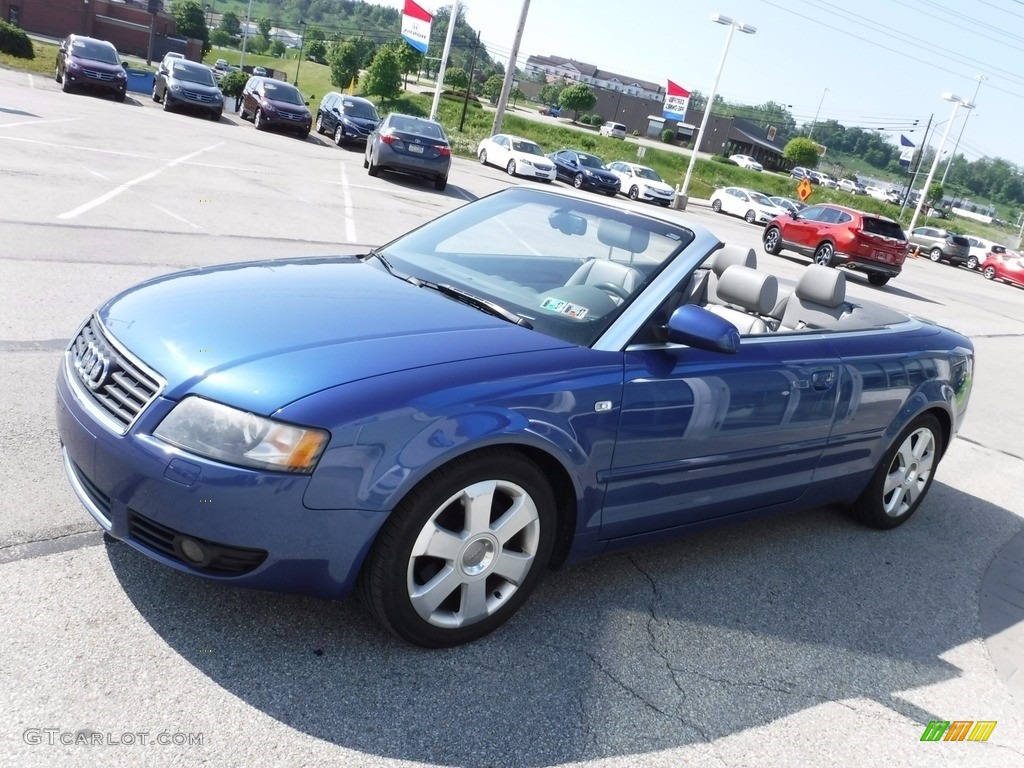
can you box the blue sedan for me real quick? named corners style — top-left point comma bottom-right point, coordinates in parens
top-left (56, 187), bottom-right (974, 647)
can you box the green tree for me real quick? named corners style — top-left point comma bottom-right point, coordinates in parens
top-left (444, 66), bottom-right (469, 91)
top-left (927, 181), bottom-right (945, 206)
top-left (395, 42), bottom-right (421, 88)
top-left (510, 86), bottom-right (525, 106)
top-left (270, 40), bottom-right (285, 58)
top-left (307, 39), bottom-right (327, 64)
top-left (247, 35), bottom-right (268, 55)
top-left (218, 11), bottom-right (241, 37)
top-left (306, 25), bottom-right (325, 43)
top-left (329, 39), bottom-right (362, 90)
top-left (353, 38), bottom-right (378, 69)
top-left (169, 0), bottom-right (211, 55)
top-left (210, 29), bottom-right (232, 48)
top-left (481, 74), bottom-right (503, 102)
top-left (783, 137), bottom-right (820, 168)
top-left (257, 17), bottom-right (273, 43)
top-left (538, 82), bottom-right (563, 106)
top-left (558, 83), bottom-right (596, 121)
top-left (363, 45), bottom-right (402, 102)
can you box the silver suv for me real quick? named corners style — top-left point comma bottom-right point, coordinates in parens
top-left (907, 227), bottom-right (970, 266)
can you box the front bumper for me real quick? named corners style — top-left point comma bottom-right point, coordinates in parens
top-left (65, 69), bottom-right (126, 97)
top-left (55, 359), bottom-right (385, 601)
top-left (582, 177), bottom-right (620, 194)
top-left (166, 91), bottom-right (223, 117)
top-left (260, 109), bottom-right (311, 134)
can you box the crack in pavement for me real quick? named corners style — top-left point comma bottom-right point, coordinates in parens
top-left (0, 529), bottom-right (106, 565)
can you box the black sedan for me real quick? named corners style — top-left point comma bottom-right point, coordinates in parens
top-left (548, 149), bottom-right (621, 196)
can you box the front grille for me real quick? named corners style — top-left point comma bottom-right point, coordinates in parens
top-left (67, 316), bottom-right (162, 434)
top-left (81, 68), bottom-right (115, 81)
top-left (181, 89), bottom-right (217, 103)
top-left (278, 110), bottom-right (307, 122)
top-left (128, 511), bottom-right (268, 576)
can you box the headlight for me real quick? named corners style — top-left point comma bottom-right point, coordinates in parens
top-left (261, 101), bottom-right (276, 114)
top-left (154, 397), bottom-right (329, 473)
top-left (170, 83), bottom-right (183, 92)
top-left (116, 70), bottom-right (127, 80)
top-left (583, 169), bottom-right (594, 176)
top-left (520, 158), bottom-right (534, 167)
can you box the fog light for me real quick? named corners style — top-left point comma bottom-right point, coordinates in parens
top-left (178, 536), bottom-right (206, 564)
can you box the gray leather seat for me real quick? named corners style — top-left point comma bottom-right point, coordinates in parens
top-left (704, 265), bottom-right (778, 334)
top-left (565, 259), bottom-right (644, 301)
top-left (779, 265), bottom-right (849, 330)
top-left (702, 245), bottom-right (758, 305)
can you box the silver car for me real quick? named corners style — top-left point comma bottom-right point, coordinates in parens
top-left (907, 227), bottom-right (970, 266)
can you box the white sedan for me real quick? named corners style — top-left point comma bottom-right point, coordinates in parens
top-left (728, 154), bottom-right (763, 171)
top-left (710, 186), bottom-right (787, 225)
top-left (477, 134), bottom-right (556, 181)
top-left (605, 161), bottom-right (676, 206)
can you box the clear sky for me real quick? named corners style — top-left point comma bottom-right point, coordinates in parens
top-left (375, 0), bottom-right (1024, 169)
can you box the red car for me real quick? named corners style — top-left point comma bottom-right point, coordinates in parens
top-left (762, 203), bottom-right (908, 287)
top-left (980, 249), bottom-right (1024, 288)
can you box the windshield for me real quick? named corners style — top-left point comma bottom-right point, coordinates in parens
top-left (578, 154), bottom-right (606, 169)
top-left (71, 39), bottom-right (119, 65)
top-left (636, 167), bottom-right (662, 181)
top-left (263, 82), bottom-right (304, 105)
top-left (344, 100), bottom-right (379, 120)
top-left (172, 63), bottom-right (216, 86)
top-left (375, 187), bottom-right (694, 346)
top-left (513, 140), bottom-right (544, 156)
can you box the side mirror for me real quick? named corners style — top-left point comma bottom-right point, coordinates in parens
top-left (304, 101), bottom-right (310, 106)
top-left (663, 306), bottom-right (740, 354)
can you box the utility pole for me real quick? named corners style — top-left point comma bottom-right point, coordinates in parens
top-left (490, 0), bottom-right (531, 137)
top-left (429, 0), bottom-right (459, 122)
top-left (900, 113), bottom-right (931, 219)
top-left (458, 32), bottom-right (481, 132)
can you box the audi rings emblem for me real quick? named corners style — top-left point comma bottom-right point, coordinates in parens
top-left (74, 339), bottom-right (111, 391)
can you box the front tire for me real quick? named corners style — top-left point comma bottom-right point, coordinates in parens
top-left (628, 186), bottom-right (639, 200)
top-left (763, 226), bottom-right (782, 255)
top-left (849, 414), bottom-right (943, 529)
top-left (358, 449), bottom-right (556, 647)
top-left (573, 173), bottom-right (584, 189)
top-left (506, 159), bottom-right (517, 176)
top-left (254, 108), bottom-right (265, 131)
top-left (315, 114), bottom-right (324, 134)
top-left (814, 242), bottom-right (835, 267)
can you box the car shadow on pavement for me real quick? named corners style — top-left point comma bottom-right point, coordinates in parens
top-left (106, 479), bottom-right (1020, 766)
top-left (0, 106), bottom-right (39, 117)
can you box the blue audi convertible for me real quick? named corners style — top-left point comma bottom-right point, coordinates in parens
top-left (56, 187), bottom-right (974, 647)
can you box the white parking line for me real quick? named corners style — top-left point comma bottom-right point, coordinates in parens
top-left (57, 142), bottom-right (224, 220)
top-left (151, 203), bottom-right (200, 229)
top-left (0, 117), bottom-right (79, 130)
top-left (338, 162), bottom-right (357, 243)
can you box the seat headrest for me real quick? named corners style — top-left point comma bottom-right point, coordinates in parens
top-left (597, 219), bottom-right (650, 253)
top-left (795, 265), bottom-right (846, 307)
top-left (716, 265), bottom-right (778, 315)
top-left (711, 244), bottom-right (757, 276)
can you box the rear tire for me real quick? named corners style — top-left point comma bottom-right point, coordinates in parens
top-left (966, 255), bottom-right (979, 270)
top-left (814, 242), bottom-right (835, 267)
top-left (367, 150), bottom-right (380, 177)
top-left (434, 175), bottom-right (448, 191)
top-left (849, 414), bottom-right (942, 529)
top-left (983, 266), bottom-right (996, 280)
top-left (479, 149), bottom-right (487, 165)
top-left (711, 199), bottom-right (722, 213)
top-left (867, 273), bottom-right (891, 286)
top-left (744, 209), bottom-right (756, 224)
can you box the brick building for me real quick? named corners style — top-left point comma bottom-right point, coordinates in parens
top-left (1, 0), bottom-right (202, 61)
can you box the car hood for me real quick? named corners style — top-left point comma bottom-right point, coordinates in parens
top-left (638, 179), bottom-right (673, 193)
top-left (70, 57), bottom-right (123, 74)
top-left (169, 77), bottom-right (221, 95)
top-left (264, 97), bottom-right (309, 115)
top-left (97, 257), bottom-right (571, 414)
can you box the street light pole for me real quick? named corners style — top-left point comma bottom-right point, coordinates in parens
top-left (940, 74), bottom-right (986, 186)
top-left (679, 14), bottom-right (756, 209)
top-left (808, 87), bottom-right (828, 140)
top-left (294, 20), bottom-right (305, 86)
top-left (908, 93), bottom-right (973, 234)
top-left (239, 0), bottom-right (254, 71)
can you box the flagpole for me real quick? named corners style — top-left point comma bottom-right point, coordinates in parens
top-left (429, 0), bottom-right (459, 122)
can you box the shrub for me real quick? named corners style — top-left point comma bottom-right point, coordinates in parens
top-left (579, 136), bottom-right (597, 151)
top-left (632, 130), bottom-right (640, 136)
top-left (0, 19), bottom-right (33, 59)
top-left (660, 128), bottom-right (675, 143)
top-left (219, 70), bottom-right (248, 98)
top-left (711, 155), bottom-right (733, 164)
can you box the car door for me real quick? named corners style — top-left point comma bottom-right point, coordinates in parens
top-left (726, 188), bottom-right (748, 217)
top-left (782, 205), bottom-right (829, 253)
top-left (491, 135), bottom-right (510, 166)
top-left (553, 151), bottom-right (577, 181)
top-left (602, 334), bottom-right (842, 539)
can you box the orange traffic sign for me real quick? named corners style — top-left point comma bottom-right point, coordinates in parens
top-left (797, 178), bottom-right (812, 201)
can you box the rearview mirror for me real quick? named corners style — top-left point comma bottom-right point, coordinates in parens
top-left (548, 210), bottom-right (587, 236)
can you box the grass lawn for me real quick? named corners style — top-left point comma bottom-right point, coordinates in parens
top-left (0, 40), bottom-right (60, 77)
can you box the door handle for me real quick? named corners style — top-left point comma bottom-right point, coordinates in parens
top-left (811, 370), bottom-right (836, 390)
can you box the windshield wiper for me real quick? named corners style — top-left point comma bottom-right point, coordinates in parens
top-left (415, 280), bottom-right (533, 329)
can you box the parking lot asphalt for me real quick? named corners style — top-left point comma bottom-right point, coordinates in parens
top-left (2, 67), bottom-right (1024, 767)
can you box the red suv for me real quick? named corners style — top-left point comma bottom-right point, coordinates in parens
top-left (762, 203), bottom-right (908, 286)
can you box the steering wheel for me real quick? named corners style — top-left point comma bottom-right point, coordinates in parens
top-left (592, 281), bottom-right (631, 301)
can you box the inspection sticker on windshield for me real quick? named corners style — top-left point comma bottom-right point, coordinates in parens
top-left (541, 297), bottom-right (589, 319)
